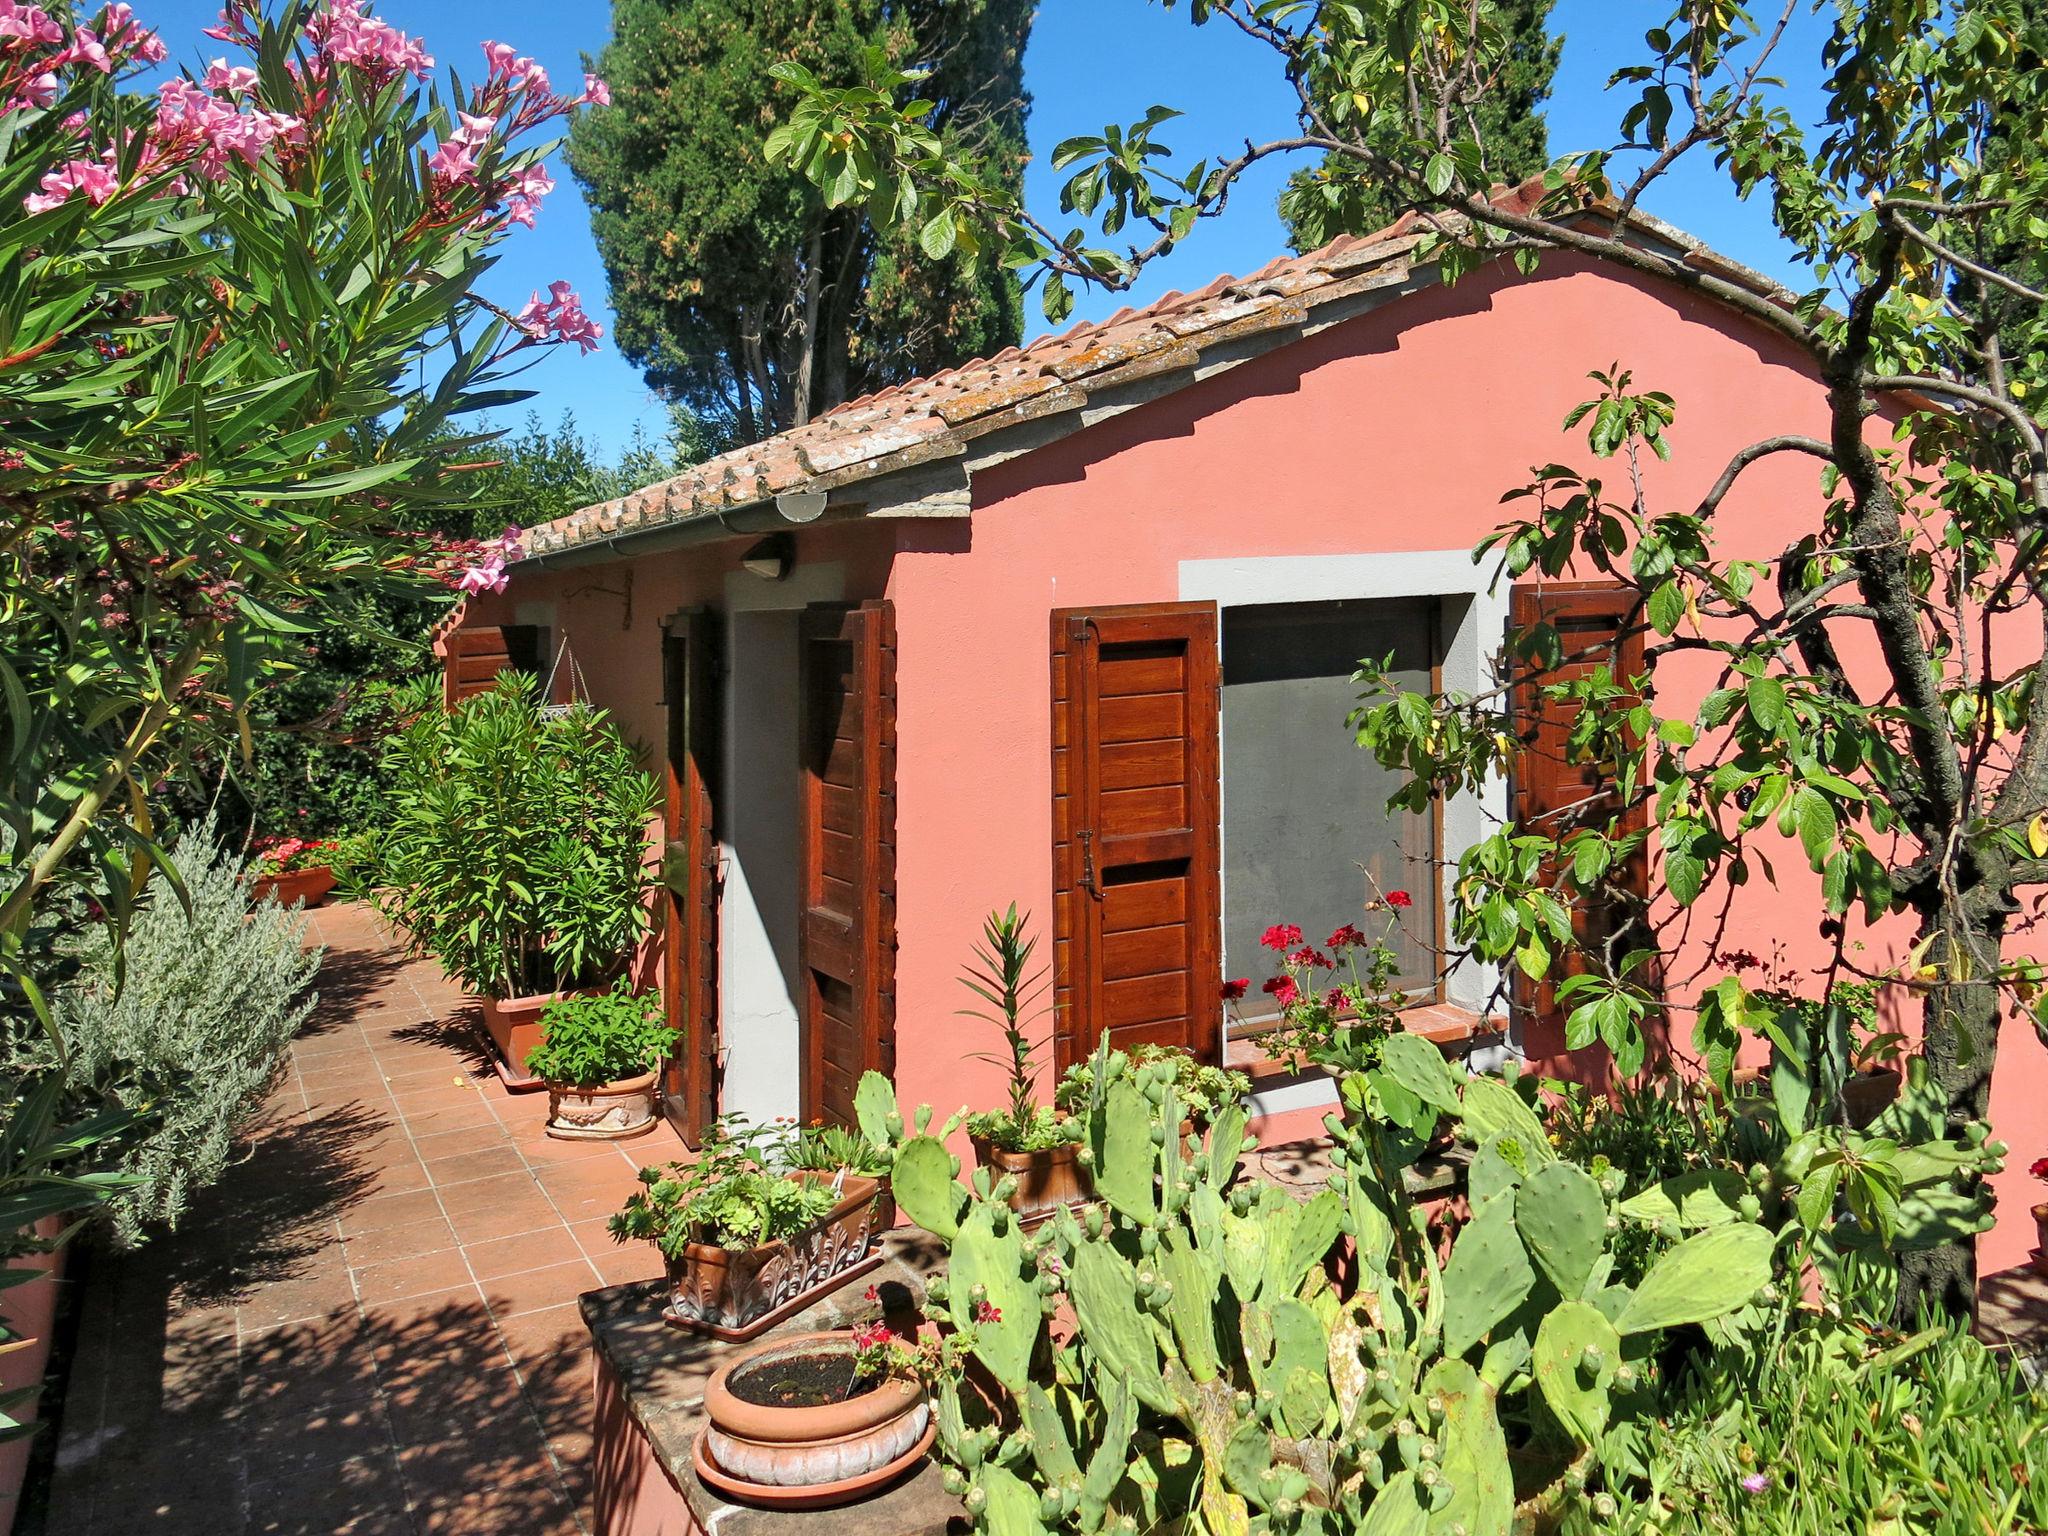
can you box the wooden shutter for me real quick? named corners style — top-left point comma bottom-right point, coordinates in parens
top-left (1508, 582), bottom-right (1648, 1053)
top-left (660, 612), bottom-right (722, 1145)
top-left (1051, 602), bottom-right (1221, 1073)
top-left (442, 624), bottom-right (545, 707)
top-left (797, 601), bottom-right (898, 1126)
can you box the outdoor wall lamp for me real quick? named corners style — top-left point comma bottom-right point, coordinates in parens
top-left (740, 533), bottom-right (793, 581)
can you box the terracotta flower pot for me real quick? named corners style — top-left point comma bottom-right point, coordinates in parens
top-left (544, 1071), bottom-right (657, 1140)
top-left (480, 986), bottom-right (598, 1081)
top-left (701, 1331), bottom-right (929, 1500)
top-left (969, 1134), bottom-right (1092, 1225)
top-left (1841, 1066), bottom-right (1901, 1128)
top-left (665, 1173), bottom-right (885, 1338)
top-left (250, 865), bottom-right (336, 908)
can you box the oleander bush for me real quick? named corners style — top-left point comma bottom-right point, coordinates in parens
top-left (45, 823), bottom-right (320, 1248)
top-left (351, 674), bottom-right (660, 999)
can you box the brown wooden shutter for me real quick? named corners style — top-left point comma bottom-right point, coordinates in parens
top-left (797, 601), bottom-right (898, 1126)
top-left (1051, 602), bottom-right (1221, 1073)
top-left (442, 624), bottom-right (546, 707)
top-left (1508, 582), bottom-right (1648, 1052)
top-left (660, 611), bottom-right (722, 1146)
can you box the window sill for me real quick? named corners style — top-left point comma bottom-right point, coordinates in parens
top-left (1226, 1003), bottom-right (1503, 1086)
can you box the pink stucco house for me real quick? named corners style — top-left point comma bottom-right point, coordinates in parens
top-left (448, 203), bottom-right (2048, 1274)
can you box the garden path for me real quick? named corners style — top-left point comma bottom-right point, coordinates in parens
top-left (43, 901), bottom-right (682, 1536)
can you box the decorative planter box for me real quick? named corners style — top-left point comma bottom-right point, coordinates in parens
top-left (664, 1173), bottom-right (886, 1341)
top-left (968, 1136), bottom-right (1092, 1226)
top-left (250, 865), bottom-right (336, 908)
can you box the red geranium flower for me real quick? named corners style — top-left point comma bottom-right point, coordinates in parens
top-left (1262, 975), bottom-right (1300, 1009)
top-left (1327, 924), bottom-right (1367, 950)
top-left (1261, 923), bottom-right (1303, 950)
top-left (1288, 946), bottom-right (1334, 970)
top-left (1324, 988), bottom-right (1346, 1009)
top-left (1220, 978), bottom-right (1249, 1002)
top-left (1385, 890), bottom-right (1414, 908)
top-left (2031, 1156), bottom-right (2048, 1181)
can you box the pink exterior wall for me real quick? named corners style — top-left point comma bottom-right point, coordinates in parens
top-left (495, 252), bottom-right (2048, 1274)
top-left (591, 1349), bottom-right (702, 1536)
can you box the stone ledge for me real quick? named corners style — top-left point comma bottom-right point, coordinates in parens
top-left (580, 1228), bottom-right (964, 1536)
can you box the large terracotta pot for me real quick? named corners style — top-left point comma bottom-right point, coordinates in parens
top-left (969, 1135), bottom-right (1092, 1225)
top-left (250, 865), bottom-right (336, 908)
top-left (664, 1174), bottom-right (884, 1338)
top-left (544, 1071), bottom-right (657, 1140)
top-left (700, 1331), bottom-right (929, 1501)
top-left (480, 986), bottom-right (598, 1080)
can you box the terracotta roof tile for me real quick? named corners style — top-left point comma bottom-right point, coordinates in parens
top-left (520, 181), bottom-right (1789, 562)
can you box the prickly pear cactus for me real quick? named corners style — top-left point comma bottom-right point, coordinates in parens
top-left (889, 1043), bottom-right (1783, 1536)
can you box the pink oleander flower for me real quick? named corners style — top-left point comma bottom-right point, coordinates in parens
top-left (97, 4), bottom-right (166, 64)
top-left (581, 72), bottom-right (609, 106)
top-left (451, 110), bottom-right (497, 146)
top-left (515, 280), bottom-right (602, 353)
top-left (455, 553), bottom-right (507, 595)
top-left (25, 156), bottom-right (118, 213)
top-left (427, 138), bottom-right (477, 187)
top-left (202, 2), bottom-right (256, 44)
top-left (502, 163), bottom-right (552, 227)
top-left (9, 68), bottom-right (58, 110)
top-left (311, 0), bottom-right (433, 83)
top-left (54, 29), bottom-right (111, 72)
top-left (0, 1), bottom-right (64, 47)
top-left (203, 56), bottom-right (258, 96)
top-left (154, 78), bottom-right (301, 182)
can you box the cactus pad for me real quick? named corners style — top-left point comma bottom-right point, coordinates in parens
top-left (1530, 1300), bottom-right (1620, 1445)
top-left (1440, 1191), bottom-right (1534, 1358)
top-left (1515, 1161), bottom-right (1606, 1300)
top-left (1616, 1222), bottom-right (1774, 1335)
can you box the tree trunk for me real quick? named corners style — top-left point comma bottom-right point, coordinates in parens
top-left (1894, 874), bottom-right (2011, 1323)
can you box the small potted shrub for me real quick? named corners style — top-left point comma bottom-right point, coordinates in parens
top-left (246, 835), bottom-right (341, 908)
top-left (610, 1118), bottom-right (887, 1338)
top-left (523, 984), bottom-right (672, 1140)
top-left (2032, 1155), bottom-right (2048, 1271)
top-left (696, 1319), bottom-right (934, 1506)
top-left (351, 675), bottom-right (660, 1078)
top-left (957, 905), bottom-right (1085, 1222)
top-left (1056, 1042), bottom-right (1250, 1133)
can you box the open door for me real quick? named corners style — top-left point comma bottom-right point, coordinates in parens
top-left (660, 612), bottom-right (722, 1144)
top-left (1050, 602), bottom-right (1222, 1073)
top-left (796, 601), bottom-right (898, 1126)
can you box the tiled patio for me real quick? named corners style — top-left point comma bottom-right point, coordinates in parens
top-left (46, 902), bottom-right (682, 1536)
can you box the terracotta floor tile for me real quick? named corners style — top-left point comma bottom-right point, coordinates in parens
top-left (340, 1214), bottom-right (460, 1269)
top-left (479, 1260), bottom-right (600, 1322)
top-left (397, 1099), bottom-right (502, 1138)
top-left (412, 1122), bottom-right (515, 1162)
top-left (234, 1268), bottom-right (360, 1332)
top-left (354, 1246), bottom-right (476, 1306)
top-left (587, 1241), bottom-right (665, 1288)
top-left (443, 1196), bottom-right (563, 1249)
top-left (492, 1303), bottom-right (585, 1368)
top-left (462, 1225), bottom-right (586, 1282)
top-left (357, 1284), bottom-right (492, 1349)
top-left (239, 1314), bottom-right (383, 1412)
top-left (434, 1170), bottom-right (543, 1216)
top-left (338, 1188), bottom-right (447, 1236)
top-left (515, 1131), bottom-right (630, 1168)
top-left (245, 1448), bottom-right (411, 1535)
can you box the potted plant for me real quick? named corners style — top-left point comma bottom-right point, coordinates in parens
top-left (956, 905), bottom-right (1085, 1223)
top-left (1242, 895), bottom-right (1417, 1076)
top-left (2032, 1156), bottom-right (2048, 1272)
top-left (349, 674), bottom-right (660, 1079)
top-left (522, 984), bottom-right (672, 1140)
top-left (246, 836), bottom-right (341, 908)
top-left (695, 1321), bottom-right (934, 1507)
top-left (610, 1118), bottom-right (887, 1338)
top-left (1055, 1042), bottom-right (1250, 1133)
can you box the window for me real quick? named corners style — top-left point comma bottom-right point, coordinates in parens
top-left (1221, 598), bottom-right (1441, 1024)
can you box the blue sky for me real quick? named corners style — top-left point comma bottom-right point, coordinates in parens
top-left (144, 1), bottom-right (1833, 459)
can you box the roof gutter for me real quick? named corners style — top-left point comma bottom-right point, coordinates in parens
top-left (512, 488), bottom-right (834, 572)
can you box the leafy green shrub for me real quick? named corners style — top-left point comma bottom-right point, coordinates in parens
top-left (524, 984), bottom-right (671, 1087)
top-left (1610, 1320), bottom-right (2048, 1535)
top-left (49, 825), bottom-right (321, 1249)
top-left (610, 1118), bottom-right (841, 1254)
top-left (1056, 1043), bottom-right (1250, 1126)
top-left (352, 675), bottom-right (660, 998)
